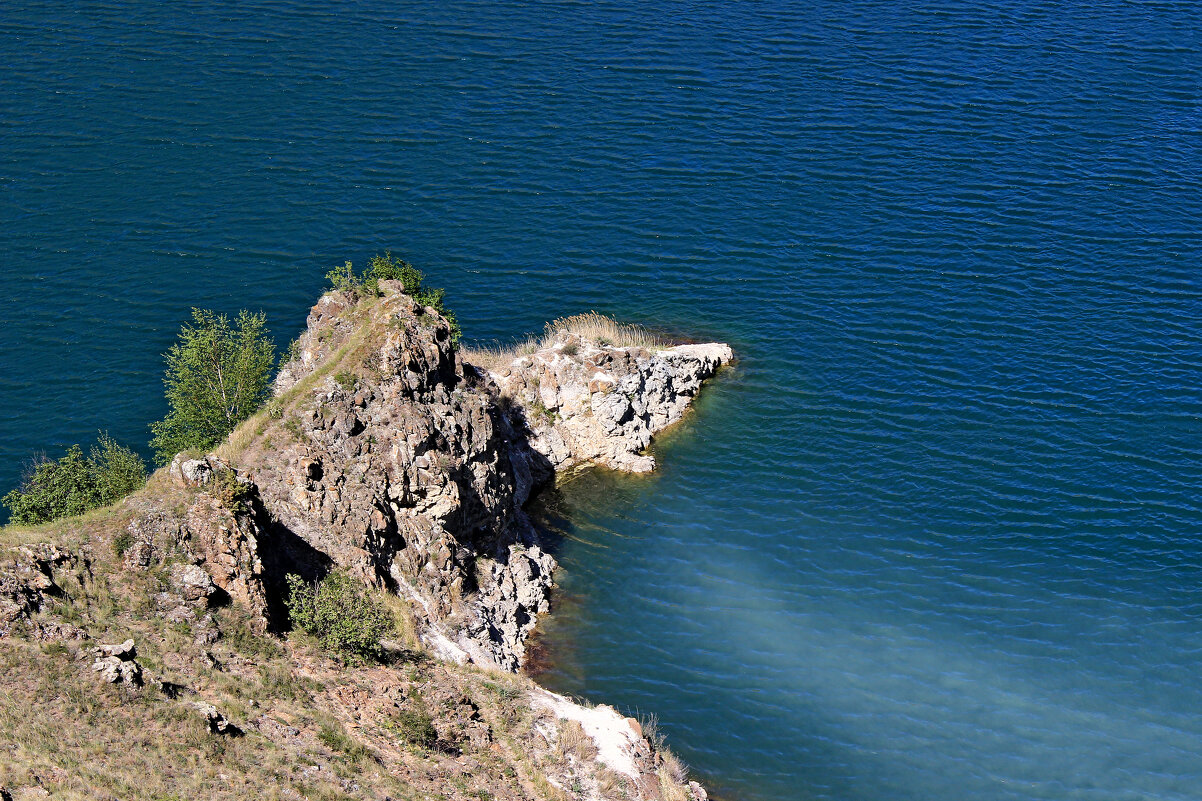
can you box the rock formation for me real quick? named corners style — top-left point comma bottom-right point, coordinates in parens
top-left (229, 281), bottom-right (729, 670)
top-left (0, 280), bottom-right (727, 801)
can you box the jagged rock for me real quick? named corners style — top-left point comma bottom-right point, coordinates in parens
top-left (170, 454), bottom-right (214, 487)
top-left (121, 510), bottom-right (183, 571)
top-left (91, 640), bottom-right (141, 686)
top-left (31, 621), bottom-right (86, 642)
top-left (191, 700), bottom-right (238, 735)
top-left (121, 538), bottom-right (156, 571)
top-left (193, 614), bottom-right (220, 646)
top-left (181, 487), bottom-right (272, 631)
top-left (490, 333), bottom-right (733, 473)
top-left (0, 546), bottom-right (72, 637)
top-left (242, 283), bottom-right (730, 670)
top-left (92, 657), bottom-right (142, 685)
top-left (170, 563), bottom-right (217, 606)
top-left (97, 639), bottom-right (136, 659)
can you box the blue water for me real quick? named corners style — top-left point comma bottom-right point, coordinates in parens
top-left (2, 1), bottom-right (1201, 799)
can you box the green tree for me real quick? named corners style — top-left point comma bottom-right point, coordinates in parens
top-left (366, 251), bottom-right (422, 294)
top-left (150, 309), bottom-right (275, 464)
top-left (3, 434), bottom-right (146, 525)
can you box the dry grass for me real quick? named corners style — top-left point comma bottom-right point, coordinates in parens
top-left (461, 312), bottom-right (665, 374)
top-left (555, 719), bottom-right (597, 762)
top-left (215, 302), bottom-right (380, 464)
top-left (459, 337), bottom-right (541, 374)
top-left (545, 312), bottom-right (664, 350)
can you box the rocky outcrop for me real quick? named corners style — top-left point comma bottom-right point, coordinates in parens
top-left (0, 545), bottom-right (73, 638)
top-left (181, 487), bottom-right (272, 630)
top-left (122, 459), bottom-right (275, 633)
top-left (187, 281), bottom-right (729, 670)
top-left (92, 639), bottom-right (142, 686)
top-left (484, 331), bottom-right (732, 473)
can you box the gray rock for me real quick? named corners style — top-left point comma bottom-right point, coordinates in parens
top-left (97, 638), bottom-right (136, 659)
top-left (170, 454), bottom-right (214, 487)
top-left (207, 283), bottom-right (729, 670)
top-left (191, 700), bottom-right (237, 734)
top-left (92, 654), bottom-right (142, 686)
top-left (171, 563), bottom-right (217, 605)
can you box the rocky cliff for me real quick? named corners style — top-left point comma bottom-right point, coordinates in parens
top-left (242, 281), bottom-right (730, 670)
top-left (0, 280), bottom-right (729, 801)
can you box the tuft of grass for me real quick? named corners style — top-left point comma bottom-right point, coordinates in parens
top-left (460, 312), bottom-right (664, 374)
top-left (112, 530), bottom-right (134, 558)
top-left (543, 312), bottom-right (663, 350)
top-left (317, 721), bottom-right (373, 762)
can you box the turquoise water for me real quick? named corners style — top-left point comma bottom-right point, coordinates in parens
top-left (2, 2), bottom-right (1201, 799)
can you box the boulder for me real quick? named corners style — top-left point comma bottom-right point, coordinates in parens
top-left (170, 454), bottom-right (214, 488)
top-left (191, 701), bottom-right (238, 735)
top-left (170, 563), bottom-right (217, 606)
top-left (92, 640), bottom-right (141, 686)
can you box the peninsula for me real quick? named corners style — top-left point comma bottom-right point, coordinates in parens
top-left (0, 278), bottom-right (731, 801)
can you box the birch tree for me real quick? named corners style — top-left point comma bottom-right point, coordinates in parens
top-left (150, 309), bottom-right (275, 464)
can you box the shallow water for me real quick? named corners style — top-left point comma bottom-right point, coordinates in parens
top-left (2, 1), bottom-right (1201, 799)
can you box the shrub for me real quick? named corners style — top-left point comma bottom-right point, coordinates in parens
top-left (324, 252), bottom-right (462, 345)
top-left (366, 251), bottom-right (423, 295)
top-left (285, 571), bottom-right (392, 661)
top-left (112, 531), bottom-right (134, 558)
top-left (150, 309), bottom-right (275, 464)
top-left (91, 434), bottom-right (147, 503)
top-left (392, 709), bottom-right (438, 748)
top-left (324, 261), bottom-right (359, 293)
top-left (281, 337), bottom-right (302, 366)
top-left (211, 465), bottom-right (251, 509)
top-left (3, 434), bottom-right (146, 525)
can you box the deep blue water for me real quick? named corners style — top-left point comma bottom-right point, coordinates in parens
top-left (3, 2), bottom-right (1202, 799)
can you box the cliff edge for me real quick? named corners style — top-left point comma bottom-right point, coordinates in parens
top-left (0, 280), bottom-right (730, 801)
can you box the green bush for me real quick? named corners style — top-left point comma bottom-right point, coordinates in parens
top-left (325, 252), bottom-right (462, 345)
top-left (285, 571), bottom-right (392, 661)
top-left (366, 251), bottom-right (423, 295)
top-left (112, 531), bottom-right (134, 557)
top-left (3, 434), bottom-right (146, 525)
top-left (324, 260), bottom-right (359, 293)
top-left (150, 308), bottom-right (275, 464)
top-left (392, 709), bottom-right (438, 748)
